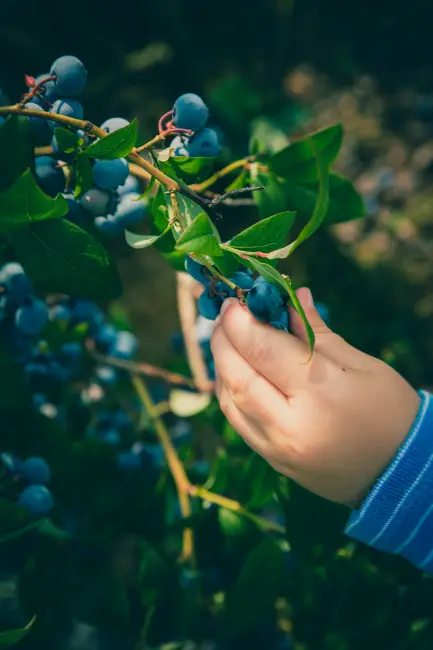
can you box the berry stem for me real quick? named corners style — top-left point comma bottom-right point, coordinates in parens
top-left (20, 74), bottom-right (56, 105)
top-left (188, 486), bottom-right (285, 534)
top-left (158, 109), bottom-right (174, 135)
top-left (190, 157), bottom-right (255, 193)
top-left (131, 374), bottom-right (196, 566)
top-left (135, 127), bottom-right (193, 153)
top-left (176, 272), bottom-right (211, 392)
top-left (195, 256), bottom-right (238, 292)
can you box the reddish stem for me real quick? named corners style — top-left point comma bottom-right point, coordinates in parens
top-left (158, 109), bottom-right (174, 135)
top-left (21, 74), bottom-right (57, 105)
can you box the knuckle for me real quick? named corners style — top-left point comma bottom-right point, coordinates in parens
top-left (248, 334), bottom-right (272, 367)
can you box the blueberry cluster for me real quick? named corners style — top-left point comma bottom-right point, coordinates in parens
top-left (169, 93), bottom-right (221, 157)
top-left (0, 452), bottom-right (53, 516)
top-left (185, 257), bottom-right (290, 332)
top-left (22, 56), bottom-right (147, 235)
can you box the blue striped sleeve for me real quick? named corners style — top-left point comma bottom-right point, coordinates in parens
top-left (345, 390), bottom-right (433, 572)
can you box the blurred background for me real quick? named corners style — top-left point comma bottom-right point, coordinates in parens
top-left (1, 0), bottom-right (433, 387)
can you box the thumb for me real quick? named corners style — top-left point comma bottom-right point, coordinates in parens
top-left (290, 288), bottom-right (351, 364)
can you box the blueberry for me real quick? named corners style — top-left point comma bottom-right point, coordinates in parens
top-left (186, 128), bottom-right (220, 157)
top-left (270, 309), bottom-right (289, 332)
top-left (117, 449), bottom-right (142, 470)
top-left (0, 116), bottom-right (5, 128)
top-left (15, 299), bottom-right (49, 336)
top-left (31, 73), bottom-right (57, 101)
top-left (62, 192), bottom-right (87, 227)
top-left (25, 102), bottom-right (50, 145)
top-left (34, 156), bottom-right (65, 197)
top-left (208, 358), bottom-right (216, 380)
top-left (71, 300), bottom-right (104, 333)
top-left (99, 117), bottom-right (129, 134)
top-left (94, 215), bottom-right (124, 235)
top-left (32, 393), bottom-right (48, 409)
top-left (95, 365), bottom-right (118, 386)
top-left (117, 174), bottom-right (140, 197)
top-left (1, 452), bottom-right (21, 474)
top-left (101, 429), bottom-right (121, 446)
top-left (111, 192), bottom-right (147, 228)
top-left (20, 457), bottom-right (51, 485)
top-left (80, 188), bottom-right (111, 216)
top-left (49, 303), bottom-right (71, 322)
top-left (109, 331), bottom-right (138, 359)
top-left (184, 257), bottom-right (210, 286)
top-left (170, 135), bottom-right (189, 156)
top-left (231, 270), bottom-right (254, 290)
top-left (93, 323), bottom-right (118, 351)
top-left (197, 291), bottom-right (222, 321)
top-left (50, 56), bottom-right (87, 97)
top-left (111, 410), bottom-right (132, 430)
top-left (0, 263), bottom-right (32, 304)
top-left (247, 279), bottom-right (285, 323)
top-left (93, 158), bottom-right (129, 191)
top-left (49, 99), bottom-right (84, 130)
top-left (18, 485), bottom-right (54, 516)
top-left (173, 93), bottom-right (209, 131)
top-left (316, 302), bottom-right (329, 324)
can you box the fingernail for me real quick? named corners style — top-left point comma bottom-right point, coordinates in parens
top-left (220, 298), bottom-right (236, 319)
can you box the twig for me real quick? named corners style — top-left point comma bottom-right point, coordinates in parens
top-left (90, 349), bottom-right (214, 390)
top-left (188, 485), bottom-right (285, 534)
top-left (190, 157), bottom-right (254, 193)
top-left (135, 127), bottom-right (193, 153)
top-left (131, 374), bottom-right (195, 565)
top-left (176, 272), bottom-right (211, 393)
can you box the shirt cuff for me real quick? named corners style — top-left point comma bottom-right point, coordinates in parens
top-left (345, 390), bottom-right (433, 571)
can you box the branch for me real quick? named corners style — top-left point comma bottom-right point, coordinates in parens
top-left (176, 272), bottom-right (211, 393)
top-left (188, 485), bottom-right (285, 534)
top-left (0, 104), bottom-right (179, 192)
top-left (190, 157), bottom-right (254, 193)
top-left (131, 374), bottom-right (195, 565)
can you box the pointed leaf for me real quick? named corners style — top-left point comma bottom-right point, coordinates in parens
top-left (0, 617), bottom-right (36, 647)
top-left (175, 212), bottom-right (222, 256)
top-left (37, 518), bottom-right (71, 539)
top-left (210, 249), bottom-right (240, 276)
top-left (11, 220), bottom-right (122, 299)
top-left (53, 127), bottom-right (81, 152)
top-left (135, 175), bottom-right (156, 201)
top-left (227, 211), bottom-right (296, 254)
top-left (0, 115), bottom-right (33, 192)
top-left (176, 193), bottom-right (205, 226)
top-left (125, 224), bottom-right (172, 249)
top-left (163, 156), bottom-right (216, 182)
top-left (224, 168), bottom-right (247, 192)
top-left (74, 153), bottom-right (94, 198)
top-left (284, 277), bottom-right (315, 355)
top-left (83, 119), bottom-right (138, 159)
top-left (222, 539), bottom-right (286, 637)
top-left (269, 123), bottom-right (343, 182)
top-left (0, 168), bottom-right (67, 235)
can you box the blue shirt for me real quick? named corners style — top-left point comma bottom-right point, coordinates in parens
top-left (346, 390), bottom-right (433, 571)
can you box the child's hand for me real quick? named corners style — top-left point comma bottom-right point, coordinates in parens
top-left (211, 288), bottom-right (421, 506)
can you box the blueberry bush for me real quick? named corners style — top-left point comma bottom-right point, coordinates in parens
top-left (0, 54), bottom-right (429, 650)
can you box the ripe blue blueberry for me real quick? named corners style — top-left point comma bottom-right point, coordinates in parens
top-left (20, 457), bottom-right (51, 485)
top-left (0, 263), bottom-right (32, 304)
top-left (117, 174), bottom-right (140, 197)
top-left (197, 291), bottom-right (222, 321)
top-left (93, 158), bottom-right (129, 191)
top-left (95, 365), bottom-right (118, 386)
top-left (94, 215), bottom-right (124, 235)
top-left (49, 99), bottom-right (84, 131)
top-left (15, 299), bottom-right (49, 335)
top-left (80, 188), bottom-right (111, 216)
top-left (316, 302), bottom-right (329, 324)
top-left (50, 56), bottom-right (87, 97)
top-left (99, 117), bottom-right (129, 134)
top-left (113, 192), bottom-right (146, 228)
top-left (117, 449), bottom-right (142, 470)
top-left (93, 323), bottom-right (118, 351)
top-left (26, 102), bottom-right (50, 145)
top-left (247, 279), bottom-right (285, 323)
top-left (186, 128), bottom-right (221, 157)
top-left (215, 270), bottom-right (253, 298)
top-left (185, 257), bottom-right (210, 286)
top-left (71, 300), bottom-right (104, 332)
top-left (0, 117), bottom-right (5, 128)
top-left (101, 429), bottom-right (121, 446)
top-left (35, 156), bottom-right (65, 197)
top-left (173, 93), bottom-right (209, 131)
top-left (18, 485), bottom-right (54, 516)
top-left (62, 192), bottom-right (87, 227)
top-left (109, 331), bottom-right (138, 359)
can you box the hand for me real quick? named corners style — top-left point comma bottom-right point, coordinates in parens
top-left (210, 288), bottom-right (421, 506)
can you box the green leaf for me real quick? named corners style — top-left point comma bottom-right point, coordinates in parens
top-left (234, 256), bottom-right (287, 294)
top-left (139, 542), bottom-right (174, 607)
top-left (0, 617), bottom-right (36, 648)
top-left (249, 167), bottom-right (288, 218)
top-left (125, 224), bottom-right (172, 249)
top-left (176, 194), bottom-right (204, 227)
top-left (11, 220), bottom-right (122, 299)
top-left (37, 518), bottom-right (71, 539)
top-left (83, 119), bottom-right (138, 159)
top-left (164, 156), bottom-right (216, 183)
top-left (269, 124), bottom-right (343, 182)
top-left (284, 277), bottom-right (315, 356)
top-left (224, 168), bottom-right (247, 192)
top-left (0, 115), bottom-right (33, 192)
top-left (0, 169), bottom-right (68, 235)
top-left (53, 127), bottom-right (81, 152)
top-left (218, 509), bottom-right (248, 538)
top-left (136, 175), bottom-right (156, 201)
top-left (243, 453), bottom-right (276, 509)
top-left (175, 212), bottom-right (222, 256)
top-left (268, 138), bottom-right (330, 259)
top-left (222, 539), bottom-right (286, 637)
top-left (0, 344), bottom-right (30, 409)
top-left (74, 153), bottom-right (94, 198)
top-left (227, 211), bottom-right (296, 254)
top-left (210, 249), bottom-right (240, 276)
top-left (284, 172), bottom-right (365, 224)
